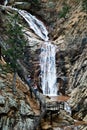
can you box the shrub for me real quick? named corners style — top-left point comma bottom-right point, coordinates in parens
top-left (3, 13), bottom-right (27, 92)
top-left (82, 0), bottom-right (87, 12)
top-left (58, 3), bottom-right (70, 18)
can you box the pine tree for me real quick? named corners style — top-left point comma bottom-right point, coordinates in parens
top-left (3, 13), bottom-right (27, 93)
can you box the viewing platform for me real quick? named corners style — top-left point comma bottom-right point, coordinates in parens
top-left (43, 95), bottom-right (70, 125)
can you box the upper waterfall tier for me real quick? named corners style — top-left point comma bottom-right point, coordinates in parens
top-left (19, 10), bottom-right (49, 41)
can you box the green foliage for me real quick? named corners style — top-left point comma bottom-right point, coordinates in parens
top-left (0, 64), bottom-right (3, 69)
top-left (30, 0), bottom-right (41, 10)
top-left (30, 0), bottom-right (40, 5)
top-left (0, 61), bottom-right (12, 73)
top-left (4, 13), bottom-right (27, 72)
top-left (58, 3), bottom-right (70, 18)
top-left (82, 0), bottom-right (87, 12)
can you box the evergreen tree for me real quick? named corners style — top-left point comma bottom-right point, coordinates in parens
top-left (3, 13), bottom-right (27, 93)
top-left (82, 0), bottom-right (87, 12)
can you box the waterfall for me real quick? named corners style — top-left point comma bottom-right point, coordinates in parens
top-left (19, 10), bottom-right (48, 41)
top-left (40, 42), bottom-right (57, 96)
top-left (4, 0), bottom-right (8, 6)
top-left (19, 10), bottom-right (57, 96)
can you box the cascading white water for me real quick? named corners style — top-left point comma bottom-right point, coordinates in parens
top-left (40, 42), bottom-right (57, 96)
top-left (19, 10), bottom-right (48, 41)
top-left (4, 0), bottom-right (8, 6)
top-left (18, 10), bottom-right (57, 96)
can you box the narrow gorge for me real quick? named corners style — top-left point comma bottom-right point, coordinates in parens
top-left (0, 0), bottom-right (87, 130)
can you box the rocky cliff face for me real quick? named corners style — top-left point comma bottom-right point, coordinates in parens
top-left (0, 0), bottom-right (87, 130)
top-left (0, 60), bottom-right (36, 130)
top-left (31, 2), bottom-right (87, 124)
top-left (35, 0), bottom-right (87, 123)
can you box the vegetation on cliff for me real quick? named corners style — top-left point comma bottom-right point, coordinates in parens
top-left (0, 0), bottom-right (87, 130)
